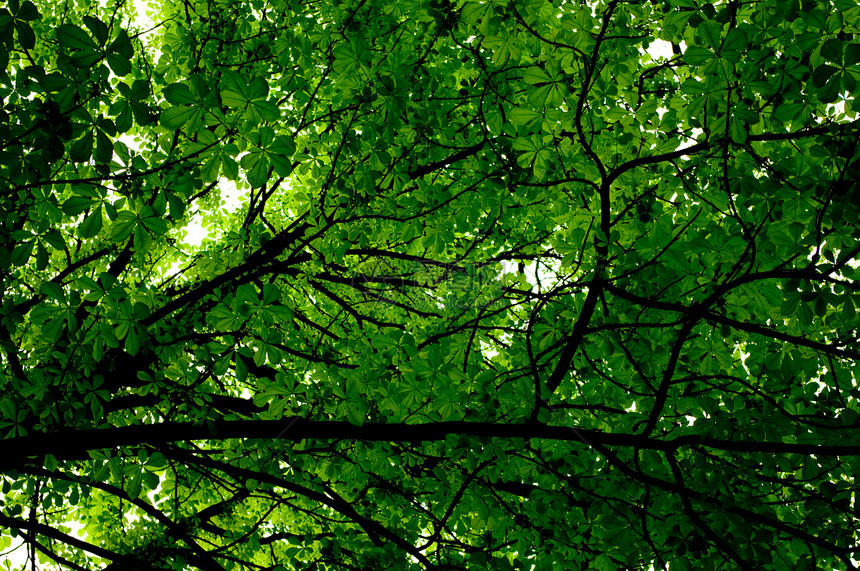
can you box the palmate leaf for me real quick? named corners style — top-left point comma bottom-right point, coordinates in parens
top-left (220, 90), bottom-right (246, 107)
top-left (109, 210), bottom-right (137, 242)
top-left (15, 1), bottom-right (39, 20)
top-left (684, 46), bottom-right (714, 65)
top-left (114, 103), bottom-right (132, 133)
top-left (269, 134), bottom-right (295, 157)
top-left (2, 3), bottom-right (860, 571)
top-left (70, 131), bottom-right (93, 163)
top-left (140, 212), bottom-right (167, 235)
top-left (77, 206), bottom-right (103, 238)
top-left (247, 154), bottom-right (269, 188)
top-left (10, 241), bottom-right (33, 266)
top-left (14, 20), bottom-right (34, 49)
top-left (165, 191), bottom-right (186, 218)
top-left (81, 15), bottom-right (108, 46)
top-left (128, 79), bottom-right (150, 101)
top-left (509, 107), bottom-right (540, 126)
top-left (522, 66), bottom-right (551, 85)
top-left (71, 49), bottom-right (101, 68)
top-left (133, 222), bottom-right (151, 251)
top-left (106, 52), bottom-right (131, 76)
top-left (94, 129), bottom-right (113, 163)
top-left (249, 99), bottom-right (280, 122)
top-left (108, 29), bottom-right (133, 58)
top-left (56, 24), bottom-right (97, 50)
top-left (817, 74), bottom-right (842, 103)
top-left (269, 152), bottom-right (292, 176)
top-left (812, 64), bottom-right (838, 88)
top-left (200, 152), bottom-right (222, 182)
top-left (62, 196), bottom-right (97, 216)
top-left (723, 28), bottom-right (748, 53)
top-left (160, 105), bottom-right (202, 130)
top-left (333, 42), bottom-right (361, 75)
top-left (163, 83), bottom-right (195, 105)
top-left (697, 19), bottom-right (722, 51)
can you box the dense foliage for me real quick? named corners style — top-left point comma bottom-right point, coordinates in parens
top-left (0, 0), bottom-right (859, 568)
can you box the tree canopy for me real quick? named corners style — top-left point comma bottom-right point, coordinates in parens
top-left (0, 0), bottom-right (859, 568)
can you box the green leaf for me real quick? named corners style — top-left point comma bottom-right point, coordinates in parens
top-left (70, 131), bottom-right (93, 163)
top-left (98, 117), bottom-right (117, 136)
top-left (222, 156), bottom-right (238, 180)
top-left (153, 191), bottom-right (167, 217)
top-left (684, 46), bottom-right (715, 65)
top-left (160, 106), bottom-right (200, 130)
top-left (141, 215), bottom-right (168, 235)
top-left (240, 150), bottom-right (261, 171)
top-left (35, 242), bottom-right (47, 271)
top-left (843, 297), bottom-right (856, 320)
top-left (78, 206), bottom-right (104, 239)
top-left (269, 153), bottom-right (293, 177)
top-left (133, 223), bottom-right (151, 251)
top-left (220, 90), bottom-right (246, 107)
top-left (145, 452), bottom-right (167, 470)
top-left (126, 468), bottom-right (143, 498)
top-left (722, 28), bottom-right (748, 53)
top-left (56, 24), bottom-right (98, 51)
top-left (110, 211), bottom-right (137, 242)
top-left (246, 154), bottom-right (269, 188)
top-left (817, 76), bottom-right (841, 103)
top-left (698, 19), bottom-right (722, 51)
top-left (40, 282), bottom-right (64, 302)
top-left (11, 241), bottom-right (33, 266)
top-left (249, 99), bottom-right (280, 122)
top-left (522, 67), bottom-right (551, 85)
top-left (201, 153), bottom-right (222, 182)
top-left (81, 15), bottom-right (108, 46)
top-left (71, 49), bottom-right (101, 69)
top-left (38, 73), bottom-right (71, 92)
top-left (95, 129), bottom-right (112, 163)
top-left (163, 83), bottom-right (196, 105)
top-left (132, 103), bottom-right (154, 126)
top-left (730, 116), bottom-right (747, 143)
top-left (845, 43), bottom-right (860, 67)
top-left (509, 107), bottom-right (541, 126)
top-left (820, 38), bottom-right (842, 63)
top-left (346, 403), bottom-right (365, 426)
top-left (812, 65), bottom-right (837, 88)
top-left (15, 20), bottom-right (34, 50)
top-left (106, 52), bottom-right (131, 76)
top-left (271, 135), bottom-right (295, 155)
top-left (108, 29), bottom-right (133, 58)
top-left (166, 192), bottom-right (186, 219)
top-left (115, 104), bottom-right (132, 134)
top-left (247, 77), bottom-right (269, 99)
top-left (62, 196), bottom-right (98, 217)
top-left (129, 79), bottom-right (150, 101)
top-left (16, 1), bottom-right (38, 20)
top-left (42, 230), bottom-right (65, 250)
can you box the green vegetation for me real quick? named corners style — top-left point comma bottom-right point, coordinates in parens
top-left (0, 0), bottom-right (859, 568)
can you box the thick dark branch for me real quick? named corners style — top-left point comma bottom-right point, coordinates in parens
top-left (587, 440), bottom-right (857, 567)
top-left (145, 223), bottom-right (310, 324)
top-left (666, 454), bottom-right (753, 570)
top-left (408, 141), bottom-right (486, 179)
top-left (705, 311), bottom-right (860, 360)
top-left (604, 283), bottom-right (860, 361)
top-left (2, 419), bottom-right (859, 471)
top-left (602, 121), bottom-right (858, 190)
top-left (0, 514), bottom-right (164, 570)
top-left (540, 284), bottom-right (601, 401)
top-left (166, 447), bottom-right (435, 568)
